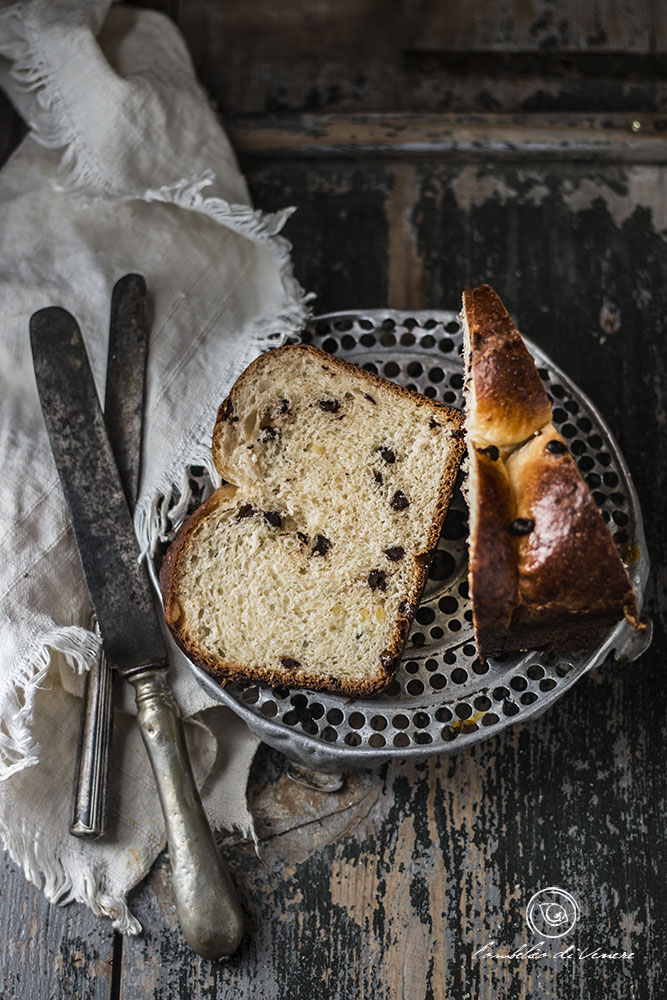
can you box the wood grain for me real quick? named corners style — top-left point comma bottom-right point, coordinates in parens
top-left (228, 111), bottom-right (667, 161)
top-left (178, 0), bottom-right (667, 115)
top-left (0, 851), bottom-right (115, 1000)
top-left (117, 654), bottom-right (667, 999)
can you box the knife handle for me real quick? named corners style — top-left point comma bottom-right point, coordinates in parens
top-left (71, 620), bottom-right (113, 838)
top-left (130, 669), bottom-right (244, 961)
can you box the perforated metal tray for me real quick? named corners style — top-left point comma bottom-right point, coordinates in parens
top-left (155, 309), bottom-right (651, 773)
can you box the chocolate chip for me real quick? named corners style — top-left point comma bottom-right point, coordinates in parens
top-left (279, 398), bottom-right (290, 414)
top-left (259, 425), bottom-right (280, 442)
top-left (546, 439), bottom-right (568, 455)
top-left (374, 471), bottom-right (384, 485)
top-left (263, 511), bottom-right (282, 528)
top-left (385, 546), bottom-right (405, 562)
top-left (318, 398), bottom-right (340, 413)
top-left (364, 393), bottom-right (376, 404)
top-left (236, 504), bottom-right (256, 520)
top-left (380, 651), bottom-right (396, 672)
top-left (368, 569), bottom-right (387, 591)
top-left (479, 445), bottom-right (499, 461)
top-left (313, 534), bottom-right (331, 556)
top-left (296, 531), bottom-right (309, 545)
top-left (281, 657), bottom-right (301, 669)
top-left (428, 418), bottom-right (440, 430)
top-left (379, 446), bottom-right (395, 464)
top-left (219, 399), bottom-right (234, 422)
top-left (398, 600), bottom-right (415, 620)
top-left (509, 517), bottom-right (535, 536)
top-left (230, 416), bottom-right (239, 423)
top-left (390, 490), bottom-right (410, 511)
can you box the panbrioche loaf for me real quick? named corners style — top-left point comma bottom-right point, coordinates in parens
top-left (161, 344), bottom-right (465, 696)
top-left (462, 284), bottom-right (640, 658)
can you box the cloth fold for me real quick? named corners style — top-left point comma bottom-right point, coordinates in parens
top-left (0, 0), bottom-right (309, 932)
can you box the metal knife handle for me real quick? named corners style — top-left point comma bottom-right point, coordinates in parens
top-left (130, 669), bottom-right (244, 960)
top-left (71, 619), bottom-right (113, 838)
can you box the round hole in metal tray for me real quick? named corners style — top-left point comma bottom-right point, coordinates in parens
top-left (163, 309), bottom-right (648, 767)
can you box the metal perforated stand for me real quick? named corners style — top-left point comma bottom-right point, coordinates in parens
top-left (153, 310), bottom-right (651, 778)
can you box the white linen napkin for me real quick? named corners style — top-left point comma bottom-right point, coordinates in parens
top-left (0, 0), bottom-right (309, 932)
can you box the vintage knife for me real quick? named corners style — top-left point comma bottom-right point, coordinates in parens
top-left (71, 273), bottom-right (150, 839)
top-left (30, 307), bottom-right (244, 960)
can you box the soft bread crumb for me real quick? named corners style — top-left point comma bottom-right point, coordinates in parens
top-left (162, 344), bottom-right (464, 696)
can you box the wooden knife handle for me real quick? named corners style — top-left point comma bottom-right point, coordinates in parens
top-left (130, 669), bottom-right (244, 960)
top-left (71, 619), bottom-right (113, 838)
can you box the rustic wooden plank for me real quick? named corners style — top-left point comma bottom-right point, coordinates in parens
top-left (118, 758), bottom-right (381, 998)
top-left (0, 93), bottom-right (25, 170)
top-left (118, 649), bottom-right (666, 999)
top-left (178, 0), bottom-right (667, 116)
top-left (0, 851), bottom-right (115, 999)
top-left (408, 0), bottom-right (653, 52)
top-left (228, 111), bottom-right (667, 161)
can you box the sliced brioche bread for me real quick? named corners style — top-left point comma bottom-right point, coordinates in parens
top-left (161, 344), bottom-right (465, 696)
top-left (461, 284), bottom-right (640, 658)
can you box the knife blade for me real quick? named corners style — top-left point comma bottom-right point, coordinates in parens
top-left (30, 306), bottom-right (244, 959)
top-left (71, 274), bottom-right (150, 839)
top-left (105, 274), bottom-right (149, 508)
top-left (31, 307), bottom-right (167, 674)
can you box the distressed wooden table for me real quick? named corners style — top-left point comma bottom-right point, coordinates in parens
top-left (1, 2), bottom-right (666, 998)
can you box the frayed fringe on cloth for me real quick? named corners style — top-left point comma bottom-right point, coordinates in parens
top-left (0, 625), bottom-right (100, 781)
top-left (133, 294), bottom-right (312, 560)
top-left (0, 1), bottom-right (313, 559)
top-left (0, 813), bottom-right (142, 934)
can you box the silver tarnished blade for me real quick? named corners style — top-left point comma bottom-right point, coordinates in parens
top-left (151, 309), bottom-right (651, 772)
top-left (31, 307), bottom-right (168, 676)
top-left (105, 273), bottom-right (149, 510)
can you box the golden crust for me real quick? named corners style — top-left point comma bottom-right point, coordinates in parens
top-left (507, 424), bottom-right (639, 623)
top-left (162, 349), bottom-right (465, 698)
top-left (462, 284), bottom-right (551, 449)
top-left (463, 285), bottom-right (641, 658)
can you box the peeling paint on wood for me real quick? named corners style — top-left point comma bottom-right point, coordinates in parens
top-left (0, 852), bottom-right (114, 1000)
top-left (229, 111), bottom-right (667, 162)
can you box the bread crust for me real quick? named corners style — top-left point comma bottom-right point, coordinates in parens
top-left (462, 284), bottom-right (551, 449)
top-left (508, 425), bottom-right (639, 624)
top-left (468, 448), bottom-right (518, 655)
top-left (462, 285), bottom-right (641, 659)
top-left (162, 346), bottom-right (465, 697)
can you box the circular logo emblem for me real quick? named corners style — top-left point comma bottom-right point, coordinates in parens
top-left (526, 887), bottom-right (579, 939)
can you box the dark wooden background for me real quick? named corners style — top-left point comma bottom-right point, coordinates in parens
top-left (1, 2), bottom-right (666, 998)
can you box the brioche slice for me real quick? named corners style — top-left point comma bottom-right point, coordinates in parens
top-left (462, 284), bottom-right (640, 658)
top-left (161, 344), bottom-right (465, 696)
